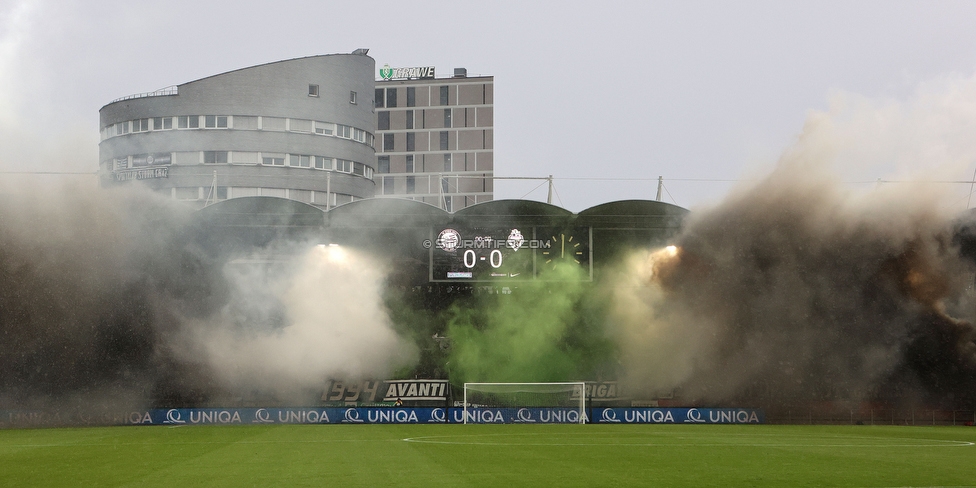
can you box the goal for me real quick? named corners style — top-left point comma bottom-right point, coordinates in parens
top-left (462, 382), bottom-right (586, 424)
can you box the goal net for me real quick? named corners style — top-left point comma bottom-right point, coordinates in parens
top-left (462, 382), bottom-right (586, 424)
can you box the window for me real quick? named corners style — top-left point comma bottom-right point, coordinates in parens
top-left (375, 88), bottom-right (384, 108)
top-left (444, 109), bottom-right (452, 128)
top-left (406, 155), bottom-right (414, 173)
top-left (314, 156), bottom-right (332, 170)
top-left (262, 156), bottom-right (285, 165)
top-left (336, 124), bottom-right (352, 138)
top-left (116, 122), bottom-right (129, 135)
top-left (440, 131), bottom-right (449, 150)
top-left (377, 156), bottom-right (390, 173)
top-left (406, 176), bottom-right (415, 194)
top-left (315, 121), bottom-right (333, 135)
top-left (204, 151), bottom-right (228, 164)
top-left (232, 151), bottom-right (259, 164)
top-left (216, 187), bottom-right (228, 200)
top-left (350, 91), bottom-right (357, 104)
top-left (290, 154), bottom-right (311, 168)
top-left (308, 84), bottom-right (319, 97)
top-left (290, 119), bottom-right (313, 132)
top-left (405, 110), bottom-right (414, 129)
top-left (386, 88), bottom-right (397, 108)
top-left (377, 111), bottom-right (390, 131)
top-left (406, 87), bottom-right (415, 107)
top-left (444, 153), bottom-right (452, 172)
top-left (383, 133), bottom-right (394, 151)
top-left (439, 86), bottom-right (449, 105)
top-left (234, 116), bottom-right (258, 130)
top-left (205, 116), bottom-right (227, 128)
top-left (178, 116), bottom-right (199, 129)
top-left (153, 117), bottom-right (172, 130)
top-left (382, 176), bottom-right (393, 195)
top-left (406, 132), bottom-right (415, 152)
top-left (262, 117), bottom-right (286, 131)
top-left (132, 118), bottom-right (149, 132)
top-left (336, 159), bottom-right (352, 173)
top-left (353, 162), bottom-right (365, 176)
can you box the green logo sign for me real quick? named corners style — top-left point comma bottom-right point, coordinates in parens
top-left (378, 64), bottom-right (435, 80)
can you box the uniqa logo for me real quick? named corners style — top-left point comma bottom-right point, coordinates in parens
top-left (516, 408), bottom-right (536, 423)
top-left (379, 64), bottom-right (393, 80)
top-left (600, 409), bottom-right (621, 423)
top-left (684, 408), bottom-right (706, 423)
top-left (367, 409), bottom-right (419, 423)
top-left (429, 408), bottom-right (446, 423)
top-left (343, 408), bottom-right (364, 423)
top-left (164, 409), bottom-right (186, 424)
top-left (253, 409), bottom-right (273, 423)
top-left (623, 409), bottom-right (674, 423)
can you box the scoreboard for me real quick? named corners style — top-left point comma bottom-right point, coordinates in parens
top-left (428, 225), bottom-right (592, 282)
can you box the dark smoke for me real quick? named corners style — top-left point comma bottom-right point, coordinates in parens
top-left (0, 184), bottom-right (225, 410)
top-left (621, 156), bottom-right (976, 409)
top-left (0, 185), bottom-right (417, 415)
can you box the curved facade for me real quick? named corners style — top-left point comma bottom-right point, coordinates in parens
top-left (99, 53), bottom-right (377, 209)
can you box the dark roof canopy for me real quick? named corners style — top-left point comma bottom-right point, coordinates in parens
top-left (326, 198), bottom-right (447, 229)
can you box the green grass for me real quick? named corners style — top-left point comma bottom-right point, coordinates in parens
top-left (0, 424), bottom-right (974, 487)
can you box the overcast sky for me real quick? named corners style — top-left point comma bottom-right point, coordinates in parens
top-left (3, 0), bottom-right (976, 211)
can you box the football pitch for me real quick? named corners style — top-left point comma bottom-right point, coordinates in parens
top-left (0, 424), bottom-right (974, 487)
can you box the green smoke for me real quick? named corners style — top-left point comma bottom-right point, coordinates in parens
top-left (445, 263), bottom-right (616, 384)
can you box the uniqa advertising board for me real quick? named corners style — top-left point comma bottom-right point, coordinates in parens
top-left (41, 407), bottom-right (763, 426)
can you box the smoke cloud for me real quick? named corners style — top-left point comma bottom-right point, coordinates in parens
top-left (0, 183), bottom-right (416, 411)
top-left (446, 263), bottom-right (615, 384)
top-left (183, 244), bottom-right (417, 403)
top-left (611, 75), bottom-right (976, 409)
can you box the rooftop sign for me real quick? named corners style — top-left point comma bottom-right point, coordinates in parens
top-left (379, 64), bottom-right (435, 80)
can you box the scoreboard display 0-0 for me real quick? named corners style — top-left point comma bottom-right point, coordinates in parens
top-left (429, 225), bottom-right (591, 282)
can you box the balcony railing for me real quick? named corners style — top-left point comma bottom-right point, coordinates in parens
top-left (110, 85), bottom-right (178, 103)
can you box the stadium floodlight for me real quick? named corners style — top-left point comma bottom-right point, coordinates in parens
top-left (462, 382), bottom-right (586, 424)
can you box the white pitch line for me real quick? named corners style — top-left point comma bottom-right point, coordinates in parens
top-left (400, 434), bottom-right (976, 448)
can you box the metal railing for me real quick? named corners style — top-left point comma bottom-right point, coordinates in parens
top-left (110, 86), bottom-right (179, 103)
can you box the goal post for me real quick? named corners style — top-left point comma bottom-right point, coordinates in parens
top-left (462, 382), bottom-right (586, 424)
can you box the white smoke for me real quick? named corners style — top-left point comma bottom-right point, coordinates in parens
top-left (183, 243), bottom-right (417, 402)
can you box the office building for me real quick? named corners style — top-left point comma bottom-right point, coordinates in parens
top-left (373, 66), bottom-right (493, 211)
top-left (98, 52), bottom-right (377, 209)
